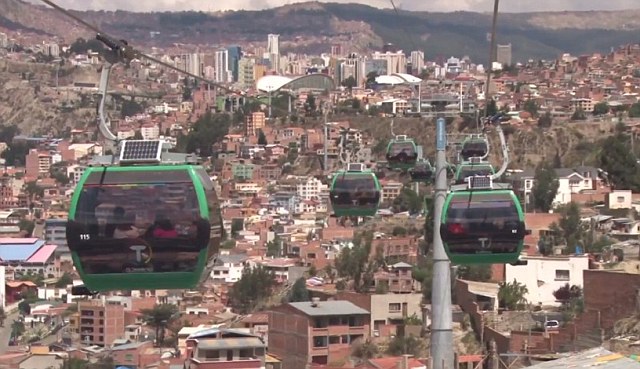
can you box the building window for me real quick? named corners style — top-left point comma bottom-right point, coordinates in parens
top-left (329, 336), bottom-right (340, 344)
top-left (617, 196), bottom-right (625, 203)
top-left (313, 336), bottom-right (328, 348)
top-left (389, 303), bottom-right (401, 312)
top-left (555, 270), bottom-right (570, 281)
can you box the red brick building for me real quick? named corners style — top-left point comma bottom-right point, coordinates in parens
top-left (269, 299), bottom-right (370, 369)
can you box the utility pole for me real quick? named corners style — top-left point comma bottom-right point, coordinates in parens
top-left (430, 117), bottom-right (454, 369)
top-left (324, 103), bottom-right (329, 172)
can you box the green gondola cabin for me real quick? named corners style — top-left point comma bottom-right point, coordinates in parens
top-left (440, 188), bottom-right (527, 264)
top-left (460, 137), bottom-right (489, 160)
top-left (329, 163), bottom-right (381, 217)
top-left (454, 161), bottom-right (495, 184)
top-left (66, 140), bottom-right (222, 292)
top-left (385, 135), bottom-right (418, 170)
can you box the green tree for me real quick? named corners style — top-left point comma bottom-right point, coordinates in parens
top-left (140, 304), bottom-right (179, 346)
top-left (571, 108), bottom-right (587, 121)
top-left (537, 111), bottom-right (553, 128)
top-left (19, 219), bottom-right (35, 235)
top-left (60, 358), bottom-right (90, 369)
top-left (628, 102), bottom-right (640, 118)
top-left (0, 307), bottom-right (5, 327)
top-left (456, 265), bottom-right (491, 282)
top-left (598, 124), bottom-right (640, 191)
top-left (230, 218), bottom-right (244, 237)
top-left (121, 100), bottom-right (145, 118)
top-left (531, 161), bottom-right (559, 212)
top-left (304, 94), bottom-right (316, 114)
top-left (341, 76), bottom-right (357, 93)
top-left (18, 300), bottom-right (31, 315)
top-left (55, 272), bottom-right (73, 288)
top-left (365, 72), bottom-right (379, 89)
top-left (412, 255), bottom-right (434, 302)
top-left (181, 111), bottom-right (231, 157)
top-left (498, 279), bottom-right (528, 310)
top-left (287, 277), bottom-right (310, 302)
top-left (592, 102), bottom-right (609, 116)
top-left (552, 202), bottom-right (585, 253)
top-left (11, 319), bottom-right (25, 338)
top-left (229, 265), bottom-right (276, 313)
top-left (24, 181), bottom-right (44, 199)
top-left (334, 232), bottom-right (380, 293)
top-left (353, 339), bottom-right (379, 359)
top-left (523, 99), bottom-right (538, 117)
top-left (257, 129), bottom-right (267, 145)
top-left (323, 264), bottom-right (336, 284)
top-left (486, 99), bottom-right (498, 117)
top-left (266, 236), bottom-right (281, 257)
top-left (392, 187), bottom-right (422, 214)
top-left (386, 335), bottom-right (425, 356)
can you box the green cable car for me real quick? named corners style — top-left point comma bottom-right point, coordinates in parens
top-left (385, 135), bottom-right (418, 170)
top-left (460, 137), bottom-right (489, 161)
top-left (409, 160), bottom-right (434, 183)
top-left (66, 140), bottom-right (223, 292)
top-left (454, 161), bottom-right (495, 184)
top-left (329, 163), bottom-right (381, 217)
top-left (440, 188), bottom-right (526, 264)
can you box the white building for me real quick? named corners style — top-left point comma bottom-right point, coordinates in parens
top-left (296, 177), bottom-right (326, 200)
top-left (215, 49), bottom-right (230, 83)
top-left (372, 51), bottom-right (407, 75)
top-left (140, 124), bottom-right (160, 140)
top-left (552, 167), bottom-right (600, 206)
top-left (211, 254), bottom-right (250, 283)
top-left (505, 255), bottom-right (589, 306)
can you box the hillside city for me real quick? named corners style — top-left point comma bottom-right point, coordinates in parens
top-left (3, 5), bottom-right (640, 369)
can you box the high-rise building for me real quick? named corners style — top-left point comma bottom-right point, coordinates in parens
top-left (267, 34), bottom-right (280, 56)
top-left (177, 53), bottom-right (202, 77)
top-left (245, 112), bottom-right (266, 136)
top-left (227, 45), bottom-right (242, 82)
top-left (267, 34), bottom-right (280, 73)
top-left (372, 51), bottom-right (407, 75)
top-left (496, 44), bottom-right (512, 66)
top-left (238, 57), bottom-right (256, 87)
top-left (410, 50), bottom-right (425, 74)
top-left (214, 49), bottom-right (230, 83)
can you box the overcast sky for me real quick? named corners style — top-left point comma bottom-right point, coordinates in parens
top-left (28, 0), bottom-right (640, 13)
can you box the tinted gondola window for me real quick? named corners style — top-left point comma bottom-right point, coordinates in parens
top-left (332, 175), bottom-right (380, 206)
top-left (389, 142), bottom-right (416, 156)
top-left (69, 177), bottom-right (209, 275)
top-left (445, 196), bottom-right (522, 253)
top-left (461, 142), bottom-right (488, 159)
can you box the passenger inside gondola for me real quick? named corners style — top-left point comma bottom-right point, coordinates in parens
top-left (71, 180), bottom-right (208, 274)
top-left (387, 142), bottom-right (418, 163)
top-left (113, 213), bottom-right (140, 239)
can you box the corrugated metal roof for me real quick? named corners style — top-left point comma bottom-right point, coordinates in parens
top-left (289, 300), bottom-right (369, 316)
top-left (526, 347), bottom-right (640, 369)
top-left (196, 337), bottom-right (264, 350)
top-left (0, 239), bottom-right (44, 261)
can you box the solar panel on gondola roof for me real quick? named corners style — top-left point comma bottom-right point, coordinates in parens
top-left (119, 140), bottom-right (162, 163)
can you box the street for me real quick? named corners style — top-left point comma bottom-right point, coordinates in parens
top-left (0, 311), bottom-right (19, 354)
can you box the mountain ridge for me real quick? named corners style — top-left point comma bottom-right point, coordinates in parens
top-left (2, 0), bottom-right (640, 61)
